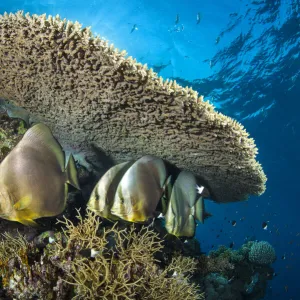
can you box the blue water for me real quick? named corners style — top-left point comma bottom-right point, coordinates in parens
top-left (1, 0), bottom-right (299, 299)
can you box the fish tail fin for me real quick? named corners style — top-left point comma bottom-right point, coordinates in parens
top-left (66, 153), bottom-right (81, 190)
top-left (19, 218), bottom-right (39, 227)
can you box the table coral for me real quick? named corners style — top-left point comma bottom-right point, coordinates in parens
top-left (0, 11), bottom-right (266, 203)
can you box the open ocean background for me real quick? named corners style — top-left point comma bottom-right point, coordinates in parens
top-left (0, 1), bottom-right (299, 299)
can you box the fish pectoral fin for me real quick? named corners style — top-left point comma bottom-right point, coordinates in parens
top-left (66, 153), bottom-right (81, 190)
top-left (13, 195), bottom-right (32, 211)
top-left (19, 218), bottom-right (39, 227)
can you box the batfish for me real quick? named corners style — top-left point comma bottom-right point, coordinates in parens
top-left (0, 123), bottom-right (80, 226)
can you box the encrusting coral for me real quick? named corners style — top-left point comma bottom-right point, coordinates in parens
top-left (0, 11), bottom-right (266, 203)
top-left (0, 210), bottom-right (205, 300)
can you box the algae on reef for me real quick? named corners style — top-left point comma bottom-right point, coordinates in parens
top-left (0, 114), bottom-right (27, 162)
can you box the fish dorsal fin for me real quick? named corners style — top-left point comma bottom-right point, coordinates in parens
top-left (23, 123), bottom-right (65, 171)
top-left (13, 195), bottom-right (32, 211)
top-left (66, 153), bottom-right (80, 190)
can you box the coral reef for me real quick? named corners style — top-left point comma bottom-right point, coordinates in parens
top-left (0, 11), bottom-right (266, 203)
top-left (248, 241), bottom-right (276, 265)
top-left (194, 244), bottom-right (276, 300)
top-left (0, 210), bottom-right (204, 299)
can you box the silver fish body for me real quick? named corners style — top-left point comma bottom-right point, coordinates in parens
top-left (165, 171), bottom-right (202, 237)
top-left (87, 161), bottom-right (132, 220)
top-left (111, 155), bottom-right (168, 222)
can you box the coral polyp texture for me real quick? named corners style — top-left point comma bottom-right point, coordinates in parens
top-left (0, 11), bottom-right (266, 203)
top-left (248, 241), bottom-right (276, 265)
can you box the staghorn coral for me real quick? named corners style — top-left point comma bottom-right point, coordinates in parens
top-left (47, 209), bottom-right (204, 299)
top-left (0, 11), bottom-right (266, 203)
top-left (248, 241), bottom-right (276, 265)
top-left (0, 210), bottom-right (204, 299)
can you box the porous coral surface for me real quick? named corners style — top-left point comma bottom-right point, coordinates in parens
top-left (0, 11), bottom-right (266, 202)
top-left (248, 241), bottom-right (276, 265)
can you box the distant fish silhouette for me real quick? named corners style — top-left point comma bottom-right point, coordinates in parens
top-left (196, 12), bottom-right (201, 24)
top-left (130, 24), bottom-right (138, 33)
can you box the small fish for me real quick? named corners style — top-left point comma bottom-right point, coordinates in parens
top-left (232, 220), bottom-right (237, 227)
top-left (79, 248), bottom-right (101, 258)
top-left (33, 230), bottom-right (56, 247)
top-left (156, 212), bottom-right (165, 219)
top-left (130, 24), bottom-right (138, 33)
top-left (0, 98), bottom-right (30, 125)
top-left (49, 236), bottom-right (55, 244)
top-left (196, 12), bottom-right (201, 25)
top-left (0, 123), bottom-right (80, 226)
top-left (215, 36), bottom-right (221, 44)
top-left (282, 254), bottom-right (286, 260)
top-left (175, 14), bottom-right (180, 25)
top-left (229, 241), bottom-right (234, 248)
top-left (196, 184), bottom-right (204, 195)
top-left (262, 221), bottom-right (268, 230)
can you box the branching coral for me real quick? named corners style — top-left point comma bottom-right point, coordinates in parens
top-left (0, 209), bottom-right (202, 300)
top-left (0, 231), bottom-right (31, 285)
top-left (47, 209), bottom-right (204, 299)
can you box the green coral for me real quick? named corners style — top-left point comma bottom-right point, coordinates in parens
top-left (17, 120), bottom-right (27, 135)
